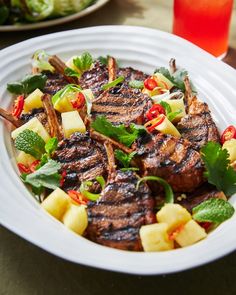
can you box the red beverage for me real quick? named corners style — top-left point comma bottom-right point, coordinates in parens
top-left (173, 0), bottom-right (233, 57)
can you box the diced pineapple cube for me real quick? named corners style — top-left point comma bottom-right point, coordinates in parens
top-left (16, 151), bottom-right (36, 166)
top-left (11, 117), bottom-right (51, 143)
top-left (156, 204), bottom-right (191, 232)
top-left (155, 115), bottom-right (181, 138)
top-left (175, 219), bottom-right (207, 247)
top-left (165, 98), bottom-right (186, 122)
top-left (65, 55), bottom-right (80, 73)
top-left (23, 89), bottom-right (43, 112)
top-left (140, 223), bottom-right (174, 252)
top-left (223, 138), bottom-right (236, 163)
top-left (62, 204), bottom-right (88, 235)
top-left (61, 111), bottom-right (86, 138)
top-left (54, 93), bottom-right (75, 113)
top-left (41, 188), bottom-right (71, 220)
top-left (154, 73), bottom-right (174, 89)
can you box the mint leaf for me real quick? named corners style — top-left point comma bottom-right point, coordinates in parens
top-left (64, 67), bottom-right (81, 78)
top-left (25, 159), bottom-right (61, 190)
top-left (45, 137), bottom-right (58, 157)
top-left (91, 116), bottom-right (145, 147)
top-left (15, 130), bottom-right (45, 159)
top-left (73, 52), bottom-right (93, 73)
top-left (192, 198), bottom-right (235, 224)
top-left (102, 76), bottom-right (125, 90)
top-left (201, 142), bottom-right (236, 196)
top-left (129, 80), bottom-right (144, 89)
top-left (7, 74), bottom-right (47, 95)
top-left (114, 150), bottom-right (137, 168)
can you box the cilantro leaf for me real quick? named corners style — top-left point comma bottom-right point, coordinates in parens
top-left (15, 130), bottom-right (45, 159)
top-left (102, 76), bottom-right (125, 91)
top-left (114, 149), bottom-right (137, 168)
top-left (64, 67), bottom-right (81, 78)
top-left (45, 137), bottom-right (58, 157)
top-left (7, 74), bottom-right (47, 95)
top-left (201, 142), bottom-right (236, 196)
top-left (192, 198), bottom-right (235, 224)
top-left (159, 101), bottom-right (182, 122)
top-left (73, 52), bottom-right (93, 73)
top-left (91, 116), bottom-right (146, 147)
top-left (128, 80), bottom-right (144, 89)
top-left (24, 159), bottom-right (61, 190)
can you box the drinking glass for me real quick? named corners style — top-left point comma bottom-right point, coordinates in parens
top-left (173, 0), bottom-right (234, 58)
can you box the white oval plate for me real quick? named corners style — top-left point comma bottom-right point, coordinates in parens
top-left (0, 0), bottom-right (109, 31)
top-left (0, 26), bottom-right (236, 275)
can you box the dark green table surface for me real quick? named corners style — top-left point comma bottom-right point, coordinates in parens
top-left (1, 1), bottom-right (236, 294)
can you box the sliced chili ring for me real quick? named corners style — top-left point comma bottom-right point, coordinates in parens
top-left (12, 95), bottom-right (24, 118)
top-left (17, 163), bottom-right (30, 174)
top-left (221, 125), bottom-right (236, 144)
top-left (146, 104), bottom-right (166, 121)
top-left (68, 190), bottom-right (88, 205)
top-left (144, 114), bottom-right (165, 133)
top-left (144, 77), bottom-right (158, 91)
top-left (71, 92), bottom-right (85, 110)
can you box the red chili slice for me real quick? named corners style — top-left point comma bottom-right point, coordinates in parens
top-left (29, 160), bottom-right (41, 172)
top-left (12, 95), bottom-right (24, 118)
top-left (68, 190), bottom-right (88, 205)
top-left (144, 77), bottom-right (158, 91)
top-left (221, 125), bottom-right (236, 144)
top-left (145, 114), bottom-right (165, 133)
top-left (71, 92), bottom-right (85, 110)
top-left (146, 104), bottom-right (166, 121)
top-left (17, 163), bottom-right (30, 174)
top-left (60, 170), bottom-right (67, 187)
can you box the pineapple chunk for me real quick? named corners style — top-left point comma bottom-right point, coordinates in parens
top-left (154, 73), bottom-right (174, 89)
top-left (155, 115), bottom-right (181, 138)
top-left (23, 89), bottom-right (43, 112)
top-left (165, 98), bottom-right (186, 122)
top-left (16, 151), bottom-right (36, 166)
top-left (175, 219), bottom-right (207, 247)
top-left (223, 138), bottom-right (236, 163)
top-left (61, 111), bottom-right (86, 138)
top-left (41, 188), bottom-right (71, 220)
top-left (11, 117), bottom-right (51, 143)
top-left (65, 55), bottom-right (80, 73)
top-left (140, 223), bottom-right (174, 252)
top-left (156, 204), bottom-right (191, 232)
top-left (62, 204), bottom-right (88, 235)
top-left (53, 92), bottom-right (75, 113)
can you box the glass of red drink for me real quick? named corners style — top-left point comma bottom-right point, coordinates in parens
top-left (173, 0), bottom-right (234, 58)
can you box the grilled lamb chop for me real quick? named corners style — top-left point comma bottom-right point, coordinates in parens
top-left (136, 133), bottom-right (204, 192)
top-left (43, 71), bottom-right (68, 95)
top-left (53, 132), bottom-right (108, 192)
top-left (177, 76), bottom-right (220, 150)
top-left (86, 143), bottom-right (155, 251)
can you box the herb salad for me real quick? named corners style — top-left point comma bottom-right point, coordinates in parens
top-left (0, 50), bottom-right (236, 252)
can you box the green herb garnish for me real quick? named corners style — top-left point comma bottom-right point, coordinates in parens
top-left (114, 149), bottom-right (137, 168)
top-left (98, 55), bottom-right (109, 65)
top-left (159, 101), bottom-right (182, 122)
top-left (91, 116), bottom-right (146, 147)
top-left (96, 176), bottom-right (106, 190)
top-left (32, 50), bottom-right (54, 72)
top-left (201, 142), bottom-right (236, 196)
top-left (79, 180), bottom-right (100, 201)
top-left (24, 159), bottom-right (61, 191)
top-left (128, 80), bottom-right (144, 89)
top-left (15, 130), bottom-right (45, 159)
top-left (64, 67), bottom-right (81, 78)
top-left (120, 167), bottom-right (139, 172)
top-left (137, 176), bottom-right (174, 204)
top-left (102, 76), bottom-right (125, 90)
top-left (7, 74), bottom-right (47, 95)
top-left (73, 52), bottom-right (93, 73)
top-left (192, 198), bottom-right (235, 224)
top-left (51, 84), bottom-right (81, 105)
top-left (45, 137), bottom-right (58, 157)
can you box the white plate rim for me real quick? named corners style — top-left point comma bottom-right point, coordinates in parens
top-left (0, 0), bottom-right (110, 31)
top-left (0, 25), bottom-right (236, 275)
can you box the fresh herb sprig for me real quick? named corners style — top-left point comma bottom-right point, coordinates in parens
top-left (102, 76), bottom-right (125, 90)
top-left (201, 142), bottom-right (236, 196)
top-left (114, 149), bottom-right (137, 168)
top-left (73, 52), bottom-right (93, 73)
top-left (192, 198), bottom-right (235, 224)
top-left (7, 74), bottom-right (47, 95)
top-left (91, 116), bottom-right (146, 147)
